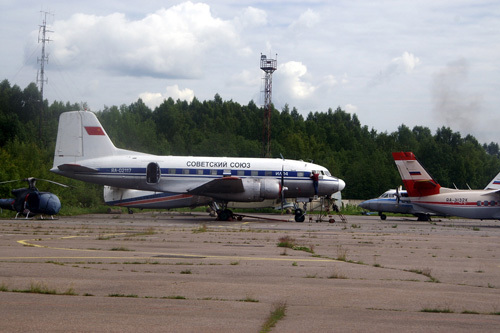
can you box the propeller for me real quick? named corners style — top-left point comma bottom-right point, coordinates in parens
top-left (281, 165), bottom-right (285, 213)
top-left (279, 154), bottom-right (288, 214)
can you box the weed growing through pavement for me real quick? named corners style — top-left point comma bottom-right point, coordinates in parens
top-left (192, 224), bottom-right (208, 233)
top-left (328, 268), bottom-right (347, 279)
top-left (336, 245), bottom-right (348, 261)
top-left (239, 295), bottom-right (259, 303)
top-left (277, 235), bottom-right (315, 253)
top-left (11, 281), bottom-right (77, 296)
top-left (260, 301), bottom-right (287, 333)
top-left (110, 247), bottom-right (134, 251)
top-left (408, 268), bottom-right (440, 283)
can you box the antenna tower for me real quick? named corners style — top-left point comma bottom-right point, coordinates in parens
top-left (260, 53), bottom-right (277, 158)
top-left (37, 11), bottom-right (53, 140)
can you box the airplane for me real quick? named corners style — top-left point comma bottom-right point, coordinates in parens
top-left (393, 151), bottom-right (500, 220)
top-left (50, 111), bottom-right (346, 222)
top-left (358, 188), bottom-right (434, 221)
top-left (0, 177), bottom-right (66, 219)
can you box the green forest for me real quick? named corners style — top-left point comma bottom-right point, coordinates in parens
top-left (1, 79), bottom-right (500, 213)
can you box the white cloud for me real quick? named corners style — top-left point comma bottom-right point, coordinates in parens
top-left (278, 61), bottom-right (316, 99)
top-left (45, 2), bottom-right (240, 79)
top-left (234, 7), bottom-right (267, 29)
top-left (289, 8), bottom-right (320, 31)
top-left (139, 84), bottom-right (194, 109)
top-left (345, 104), bottom-right (358, 113)
top-left (397, 51), bottom-right (421, 73)
top-left (368, 51), bottom-right (421, 87)
top-left (228, 69), bottom-right (260, 87)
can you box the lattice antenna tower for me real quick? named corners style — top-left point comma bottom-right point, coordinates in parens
top-left (37, 10), bottom-right (53, 140)
top-left (260, 53), bottom-right (277, 158)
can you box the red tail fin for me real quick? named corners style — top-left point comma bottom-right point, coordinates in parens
top-left (392, 152), bottom-right (441, 197)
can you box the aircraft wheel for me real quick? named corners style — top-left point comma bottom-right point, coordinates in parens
top-left (294, 208), bottom-right (305, 222)
top-left (417, 214), bottom-right (429, 221)
top-left (218, 209), bottom-right (233, 221)
top-left (380, 213), bottom-right (387, 220)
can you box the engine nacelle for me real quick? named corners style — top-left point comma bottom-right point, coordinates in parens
top-left (210, 178), bottom-right (281, 202)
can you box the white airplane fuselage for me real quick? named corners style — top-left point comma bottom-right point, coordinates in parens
top-left (50, 111), bottom-right (345, 211)
top-left (53, 154), bottom-right (342, 201)
top-left (409, 188), bottom-right (500, 220)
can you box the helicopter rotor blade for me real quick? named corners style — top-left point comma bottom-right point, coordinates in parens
top-left (0, 179), bottom-right (23, 185)
top-left (36, 178), bottom-right (72, 188)
top-left (0, 178), bottom-right (71, 188)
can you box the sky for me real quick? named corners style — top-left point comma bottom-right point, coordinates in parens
top-left (2, 0), bottom-right (500, 144)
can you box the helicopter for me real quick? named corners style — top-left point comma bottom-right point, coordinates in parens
top-left (0, 177), bottom-right (68, 219)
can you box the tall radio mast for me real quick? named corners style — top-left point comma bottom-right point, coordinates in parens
top-left (37, 11), bottom-right (53, 140)
top-left (260, 53), bottom-right (277, 158)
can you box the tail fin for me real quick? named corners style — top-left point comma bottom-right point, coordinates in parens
top-left (485, 171), bottom-right (500, 190)
top-left (392, 152), bottom-right (441, 197)
top-left (52, 111), bottom-right (118, 169)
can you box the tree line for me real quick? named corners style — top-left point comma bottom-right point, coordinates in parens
top-left (1, 79), bottom-right (500, 208)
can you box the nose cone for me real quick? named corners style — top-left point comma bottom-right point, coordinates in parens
top-left (359, 200), bottom-right (369, 210)
top-left (338, 179), bottom-right (346, 192)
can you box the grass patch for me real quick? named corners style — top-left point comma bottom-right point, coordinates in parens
top-left (328, 269), bottom-right (347, 279)
top-left (130, 227), bottom-right (157, 236)
top-left (260, 301), bottom-right (287, 333)
top-left (336, 245), bottom-right (348, 261)
top-left (162, 295), bottom-right (186, 300)
top-left (110, 247), bottom-right (134, 251)
top-left (277, 235), bottom-right (296, 248)
top-left (180, 269), bottom-right (192, 274)
top-left (408, 268), bottom-right (440, 283)
top-left (192, 224), bottom-right (208, 233)
top-left (108, 293), bottom-right (138, 298)
top-left (239, 295), bottom-right (259, 303)
top-left (461, 310), bottom-right (480, 314)
top-left (277, 236), bottom-right (314, 253)
top-left (11, 281), bottom-right (77, 296)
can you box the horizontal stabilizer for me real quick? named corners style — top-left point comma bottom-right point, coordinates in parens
top-left (56, 164), bottom-right (98, 173)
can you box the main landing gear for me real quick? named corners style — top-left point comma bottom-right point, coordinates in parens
top-left (293, 200), bottom-right (309, 222)
top-left (211, 202), bottom-right (236, 221)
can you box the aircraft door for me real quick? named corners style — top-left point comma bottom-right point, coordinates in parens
top-left (146, 162), bottom-right (161, 184)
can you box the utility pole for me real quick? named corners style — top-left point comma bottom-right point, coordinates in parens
top-left (260, 53), bottom-right (277, 158)
top-left (37, 11), bottom-right (53, 141)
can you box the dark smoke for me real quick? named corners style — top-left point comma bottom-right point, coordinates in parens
top-left (432, 58), bottom-right (482, 132)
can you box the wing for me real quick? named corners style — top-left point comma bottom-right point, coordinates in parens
top-left (187, 177), bottom-right (244, 195)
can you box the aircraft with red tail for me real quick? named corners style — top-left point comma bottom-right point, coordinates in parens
top-left (392, 152), bottom-right (500, 220)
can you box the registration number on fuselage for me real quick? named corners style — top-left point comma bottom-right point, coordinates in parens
top-left (111, 168), bottom-right (132, 173)
top-left (446, 197), bottom-right (468, 204)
